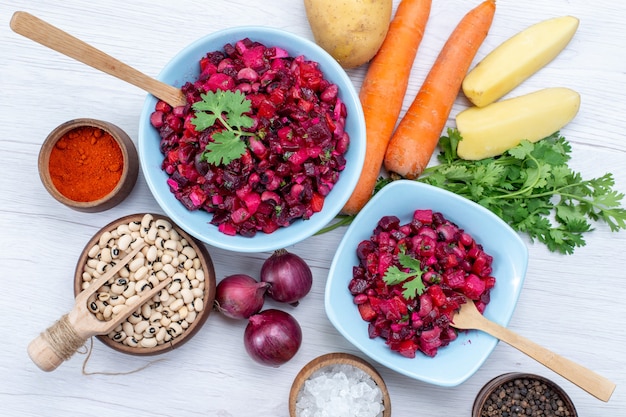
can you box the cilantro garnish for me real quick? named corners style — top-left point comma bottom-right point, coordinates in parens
top-left (190, 90), bottom-right (256, 166)
top-left (383, 249), bottom-right (426, 299)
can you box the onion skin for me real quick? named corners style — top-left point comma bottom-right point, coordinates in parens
top-left (244, 309), bottom-right (302, 367)
top-left (260, 249), bottom-right (313, 305)
top-left (215, 274), bottom-right (270, 320)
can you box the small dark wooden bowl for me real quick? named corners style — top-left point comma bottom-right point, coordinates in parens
top-left (472, 373), bottom-right (578, 417)
top-left (74, 213), bottom-right (216, 355)
top-left (289, 352), bottom-right (391, 417)
top-left (38, 118), bottom-right (138, 212)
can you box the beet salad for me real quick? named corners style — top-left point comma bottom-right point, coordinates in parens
top-left (150, 38), bottom-right (350, 237)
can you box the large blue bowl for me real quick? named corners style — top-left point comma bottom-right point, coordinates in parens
top-left (138, 26), bottom-right (365, 253)
top-left (325, 180), bottom-right (529, 387)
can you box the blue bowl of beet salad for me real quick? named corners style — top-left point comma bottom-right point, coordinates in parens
top-left (138, 26), bottom-right (366, 253)
top-left (325, 180), bottom-right (529, 387)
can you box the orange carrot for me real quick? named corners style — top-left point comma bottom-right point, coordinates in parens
top-left (384, 0), bottom-right (496, 179)
top-left (341, 0), bottom-right (432, 215)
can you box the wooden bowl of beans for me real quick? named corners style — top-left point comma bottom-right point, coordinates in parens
top-left (38, 118), bottom-right (139, 212)
top-left (73, 213), bottom-right (216, 355)
top-left (472, 373), bottom-right (578, 417)
top-left (289, 352), bottom-right (391, 417)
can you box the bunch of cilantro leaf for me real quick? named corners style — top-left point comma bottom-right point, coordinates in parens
top-left (322, 129), bottom-right (626, 255)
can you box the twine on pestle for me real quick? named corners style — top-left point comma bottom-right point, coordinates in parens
top-left (41, 314), bottom-right (86, 361)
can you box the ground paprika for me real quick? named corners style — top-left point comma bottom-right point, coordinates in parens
top-left (48, 126), bottom-right (123, 202)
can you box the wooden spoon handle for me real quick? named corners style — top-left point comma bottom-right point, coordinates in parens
top-left (27, 317), bottom-right (87, 372)
top-left (9, 11), bottom-right (186, 107)
top-left (479, 319), bottom-right (616, 402)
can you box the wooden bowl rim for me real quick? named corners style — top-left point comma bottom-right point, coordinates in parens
top-left (38, 118), bottom-right (138, 212)
top-left (73, 213), bottom-right (216, 355)
top-left (472, 372), bottom-right (578, 417)
top-left (288, 352), bottom-right (391, 417)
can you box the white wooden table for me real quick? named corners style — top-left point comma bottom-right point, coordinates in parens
top-left (1, 1), bottom-right (624, 415)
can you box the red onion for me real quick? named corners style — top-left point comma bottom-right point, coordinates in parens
top-left (244, 309), bottom-right (302, 367)
top-left (260, 249), bottom-right (313, 306)
top-left (214, 274), bottom-right (270, 320)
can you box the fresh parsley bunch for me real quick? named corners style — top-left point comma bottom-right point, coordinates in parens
top-left (417, 129), bottom-right (626, 254)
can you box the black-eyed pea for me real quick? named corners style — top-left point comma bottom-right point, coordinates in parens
top-left (162, 264), bottom-right (176, 277)
top-left (159, 289), bottom-right (169, 303)
top-left (141, 303), bottom-right (151, 319)
top-left (193, 258), bottom-right (201, 270)
top-left (98, 231), bottom-right (113, 248)
top-left (95, 261), bottom-right (109, 275)
top-left (125, 336), bottom-right (139, 347)
top-left (82, 272), bottom-right (92, 282)
top-left (116, 223), bottom-right (131, 236)
top-left (169, 298), bottom-right (185, 312)
top-left (122, 282), bottom-right (136, 298)
top-left (134, 265), bottom-right (149, 281)
top-left (81, 282), bottom-right (90, 290)
top-left (181, 245), bottom-right (197, 260)
top-left (143, 325), bottom-right (159, 339)
top-left (193, 298), bottom-right (205, 312)
top-left (133, 332), bottom-right (144, 342)
top-left (196, 269), bottom-right (205, 282)
top-left (163, 239), bottom-right (178, 251)
top-left (141, 213), bottom-right (153, 230)
top-left (180, 288), bottom-right (194, 305)
top-left (186, 311), bottom-right (197, 324)
top-left (103, 304), bottom-right (113, 320)
top-left (170, 312), bottom-right (181, 322)
top-left (169, 228), bottom-right (181, 242)
top-left (155, 218), bottom-right (172, 231)
top-left (157, 228), bottom-right (169, 240)
top-left (167, 280), bottom-right (182, 295)
top-left (170, 257), bottom-right (180, 268)
top-left (118, 266), bottom-right (130, 279)
top-left (153, 262), bottom-right (164, 273)
top-left (156, 327), bottom-right (167, 343)
top-left (109, 295), bottom-right (126, 307)
top-left (183, 258), bottom-right (194, 270)
top-left (111, 284), bottom-right (125, 295)
top-left (112, 304), bottom-right (128, 316)
top-left (180, 320), bottom-right (189, 330)
top-left (149, 274), bottom-right (160, 287)
top-left (150, 312), bottom-right (163, 324)
top-left (130, 237), bottom-right (144, 250)
top-left (86, 258), bottom-right (99, 269)
top-left (128, 256), bottom-right (145, 273)
top-left (118, 234), bottom-right (133, 251)
top-left (134, 320), bottom-right (149, 335)
top-left (97, 292), bottom-right (111, 302)
top-left (146, 245), bottom-right (158, 263)
top-left (160, 315), bottom-right (172, 327)
top-left (190, 278), bottom-right (200, 288)
top-left (95, 312), bottom-right (105, 321)
top-left (111, 331), bottom-right (126, 342)
top-left (191, 288), bottom-right (204, 299)
top-left (100, 248), bottom-right (112, 263)
top-left (129, 220), bottom-right (141, 232)
top-left (178, 305), bottom-right (189, 320)
top-left (125, 294), bottom-right (141, 307)
top-left (88, 244), bottom-right (100, 258)
top-left (169, 322), bottom-right (183, 337)
top-left (161, 253), bottom-right (173, 265)
top-left (122, 321), bottom-right (134, 337)
top-left (128, 312), bottom-right (143, 325)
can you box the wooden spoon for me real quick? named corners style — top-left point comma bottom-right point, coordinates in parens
top-left (9, 11), bottom-right (186, 108)
top-left (451, 297), bottom-right (616, 402)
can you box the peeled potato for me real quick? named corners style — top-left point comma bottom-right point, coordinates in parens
top-left (456, 87), bottom-right (581, 160)
top-left (462, 16), bottom-right (579, 107)
top-left (304, 0), bottom-right (392, 69)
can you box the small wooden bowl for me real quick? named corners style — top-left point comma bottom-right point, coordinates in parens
top-left (73, 213), bottom-right (216, 355)
top-left (289, 352), bottom-right (391, 417)
top-left (472, 373), bottom-right (578, 417)
top-left (38, 118), bottom-right (139, 212)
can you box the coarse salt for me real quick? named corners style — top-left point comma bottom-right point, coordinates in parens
top-left (296, 364), bottom-right (384, 417)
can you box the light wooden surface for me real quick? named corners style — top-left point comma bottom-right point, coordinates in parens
top-left (1, 1), bottom-right (624, 415)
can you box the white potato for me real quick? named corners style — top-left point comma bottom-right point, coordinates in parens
top-left (304, 0), bottom-right (392, 69)
top-left (456, 87), bottom-right (581, 160)
top-left (462, 16), bottom-right (579, 107)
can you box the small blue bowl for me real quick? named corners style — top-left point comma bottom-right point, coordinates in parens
top-left (138, 26), bottom-right (365, 253)
top-left (325, 180), bottom-right (528, 387)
